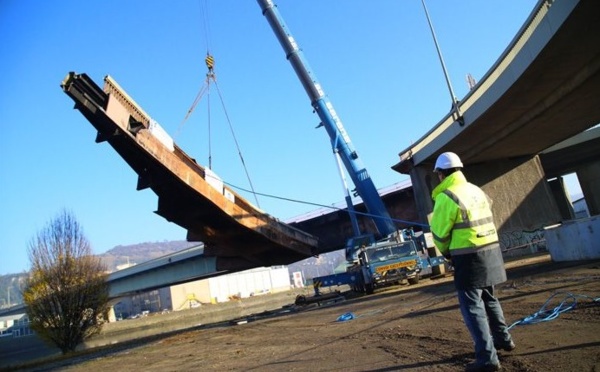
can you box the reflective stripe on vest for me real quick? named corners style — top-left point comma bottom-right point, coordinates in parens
top-left (432, 231), bottom-right (451, 243)
top-left (449, 242), bottom-right (498, 256)
top-left (441, 188), bottom-right (498, 254)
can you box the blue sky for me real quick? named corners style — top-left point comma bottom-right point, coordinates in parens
top-left (2, 0), bottom-right (581, 275)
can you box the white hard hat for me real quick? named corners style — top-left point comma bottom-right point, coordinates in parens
top-left (434, 152), bottom-right (463, 171)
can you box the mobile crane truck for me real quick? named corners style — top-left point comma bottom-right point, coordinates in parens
top-left (257, 0), bottom-right (447, 296)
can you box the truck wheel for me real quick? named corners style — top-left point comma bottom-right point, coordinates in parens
top-left (365, 283), bottom-right (374, 294)
top-left (408, 275), bottom-right (420, 285)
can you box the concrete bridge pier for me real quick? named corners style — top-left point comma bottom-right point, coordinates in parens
top-left (106, 298), bottom-right (124, 323)
top-left (576, 160), bottom-right (600, 216)
top-left (107, 306), bottom-right (116, 323)
top-left (547, 176), bottom-right (575, 220)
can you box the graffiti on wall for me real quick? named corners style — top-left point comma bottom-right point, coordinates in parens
top-left (499, 227), bottom-right (547, 253)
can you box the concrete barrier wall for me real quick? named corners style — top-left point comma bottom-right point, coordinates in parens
top-left (545, 216), bottom-right (600, 261)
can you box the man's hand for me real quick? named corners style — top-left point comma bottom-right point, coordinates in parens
top-left (443, 253), bottom-right (452, 266)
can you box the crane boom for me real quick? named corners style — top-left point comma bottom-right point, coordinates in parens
top-left (257, 0), bottom-right (397, 238)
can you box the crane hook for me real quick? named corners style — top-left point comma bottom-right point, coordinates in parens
top-left (205, 53), bottom-right (215, 76)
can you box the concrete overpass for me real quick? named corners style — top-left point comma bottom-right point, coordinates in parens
top-left (393, 0), bottom-right (600, 237)
top-left (540, 126), bottom-right (600, 179)
top-left (540, 126), bottom-right (600, 218)
top-left (106, 244), bottom-right (221, 297)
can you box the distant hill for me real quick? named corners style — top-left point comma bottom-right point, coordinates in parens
top-left (100, 240), bottom-right (198, 272)
top-left (0, 274), bottom-right (27, 309)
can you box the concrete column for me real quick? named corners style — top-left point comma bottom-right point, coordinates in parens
top-left (407, 165), bottom-right (436, 229)
top-left (577, 160), bottom-right (600, 216)
top-left (463, 156), bottom-right (561, 237)
top-left (548, 176), bottom-right (575, 220)
top-left (408, 165), bottom-right (445, 275)
top-left (107, 305), bottom-right (116, 323)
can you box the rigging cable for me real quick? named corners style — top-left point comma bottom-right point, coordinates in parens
top-left (200, 0), bottom-right (212, 53)
top-left (222, 179), bottom-right (428, 228)
top-left (211, 78), bottom-right (261, 207)
top-left (200, 0), bottom-right (213, 169)
top-left (175, 79), bottom-right (208, 139)
top-left (176, 1), bottom-right (261, 207)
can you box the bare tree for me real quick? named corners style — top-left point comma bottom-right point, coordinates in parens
top-left (22, 210), bottom-right (109, 354)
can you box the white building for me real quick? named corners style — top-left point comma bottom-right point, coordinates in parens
top-left (165, 266), bottom-right (291, 310)
top-left (0, 313), bottom-right (33, 338)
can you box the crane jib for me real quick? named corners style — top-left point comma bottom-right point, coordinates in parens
top-left (258, 0), bottom-right (397, 237)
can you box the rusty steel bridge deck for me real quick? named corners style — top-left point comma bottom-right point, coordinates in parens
top-left (61, 72), bottom-right (317, 271)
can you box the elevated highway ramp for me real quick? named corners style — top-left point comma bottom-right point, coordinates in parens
top-left (394, 0), bottom-right (600, 171)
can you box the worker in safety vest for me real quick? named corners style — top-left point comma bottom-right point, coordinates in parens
top-left (430, 152), bottom-right (514, 372)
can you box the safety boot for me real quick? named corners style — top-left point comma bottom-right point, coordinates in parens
top-left (494, 340), bottom-right (516, 352)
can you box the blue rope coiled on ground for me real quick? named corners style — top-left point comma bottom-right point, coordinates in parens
top-left (336, 312), bottom-right (355, 322)
top-left (507, 291), bottom-right (600, 330)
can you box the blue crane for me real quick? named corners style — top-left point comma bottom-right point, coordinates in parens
top-left (257, 0), bottom-right (446, 295)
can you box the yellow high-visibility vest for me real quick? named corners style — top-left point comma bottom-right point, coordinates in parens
top-left (430, 171), bottom-right (498, 256)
